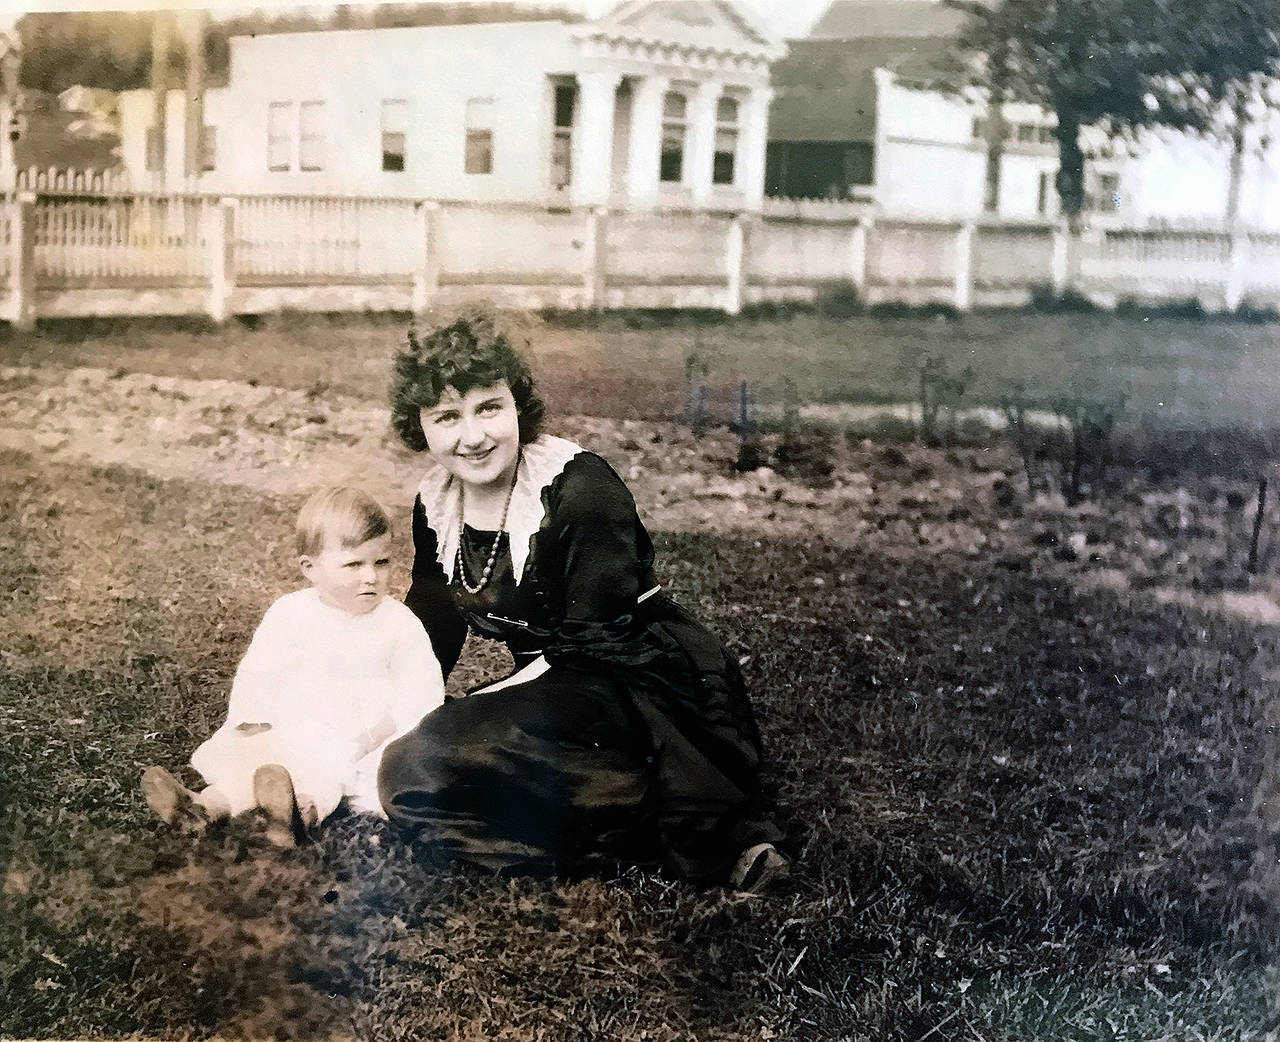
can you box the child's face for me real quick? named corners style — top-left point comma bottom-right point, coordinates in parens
top-left (300, 532), bottom-right (392, 615)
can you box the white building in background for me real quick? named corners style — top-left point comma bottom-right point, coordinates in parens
top-left (872, 66), bottom-right (1280, 229)
top-left (117, 2), bottom-right (783, 211)
top-left (872, 68), bottom-right (1065, 219)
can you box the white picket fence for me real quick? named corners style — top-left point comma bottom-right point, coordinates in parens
top-left (1, 188), bottom-right (1278, 326)
top-left (33, 195), bottom-right (213, 283)
top-left (15, 166), bottom-right (133, 196)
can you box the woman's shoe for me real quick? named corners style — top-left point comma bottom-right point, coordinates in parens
top-left (141, 766), bottom-right (207, 831)
top-left (729, 842), bottom-right (790, 894)
top-left (253, 763), bottom-right (301, 848)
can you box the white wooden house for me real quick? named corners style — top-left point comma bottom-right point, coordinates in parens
top-left (766, 0), bottom-right (1280, 229)
top-left (117, 2), bottom-right (784, 211)
top-left (870, 68), bottom-right (1280, 229)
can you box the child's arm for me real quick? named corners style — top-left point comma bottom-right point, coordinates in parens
top-left (385, 607), bottom-right (448, 743)
top-left (224, 600), bottom-right (290, 729)
top-left (350, 607), bottom-right (446, 768)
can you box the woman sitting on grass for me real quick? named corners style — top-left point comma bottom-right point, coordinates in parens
top-left (379, 312), bottom-right (787, 891)
top-left (142, 486), bottom-right (445, 846)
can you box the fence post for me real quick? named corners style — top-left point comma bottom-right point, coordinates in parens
top-left (953, 219), bottom-right (975, 312)
top-left (1225, 228), bottom-right (1249, 312)
top-left (724, 212), bottom-right (747, 316)
top-left (849, 218), bottom-right (869, 296)
top-left (9, 192), bottom-right (35, 331)
top-left (582, 206), bottom-right (608, 311)
top-left (207, 197), bottom-right (235, 323)
top-left (411, 201), bottom-right (441, 315)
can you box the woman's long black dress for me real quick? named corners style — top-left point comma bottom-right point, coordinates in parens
top-left (377, 435), bottom-right (779, 881)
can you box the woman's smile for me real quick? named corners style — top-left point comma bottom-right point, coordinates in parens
top-left (420, 383), bottom-right (521, 492)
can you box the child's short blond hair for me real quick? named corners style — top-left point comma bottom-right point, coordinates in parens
top-left (295, 486), bottom-right (391, 558)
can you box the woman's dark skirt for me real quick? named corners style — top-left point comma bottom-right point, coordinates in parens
top-left (377, 605), bottom-right (780, 882)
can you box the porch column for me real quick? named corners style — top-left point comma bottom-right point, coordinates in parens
top-left (688, 80), bottom-right (720, 205)
top-left (571, 71), bottom-right (620, 208)
top-left (738, 85), bottom-right (774, 211)
top-left (625, 74), bottom-right (668, 209)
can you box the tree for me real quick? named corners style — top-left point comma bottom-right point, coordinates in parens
top-left (1175, 0), bottom-right (1280, 225)
top-left (19, 5), bottom-right (584, 93)
top-left (979, 35), bottom-right (1010, 213)
top-left (947, 0), bottom-right (1280, 228)
top-left (18, 11), bottom-right (153, 93)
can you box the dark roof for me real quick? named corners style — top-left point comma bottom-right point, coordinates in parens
top-left (769, 35), bottom-right (957, 142)
top-left (807, 0), bottom-right (970, 40)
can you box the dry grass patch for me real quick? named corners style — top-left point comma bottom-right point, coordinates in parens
top-left (4, 310), bottom-right (1280, 428)
top-left (1, 450), bottom-right (1278, 1039)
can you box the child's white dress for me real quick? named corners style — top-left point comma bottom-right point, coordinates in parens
top-left (191, 588), bottom-right (444, 821)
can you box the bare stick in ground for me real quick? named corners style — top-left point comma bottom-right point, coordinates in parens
top-left (1250, 475), bottom-right (1268, 574)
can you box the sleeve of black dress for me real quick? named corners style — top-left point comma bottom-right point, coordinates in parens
top-left (543, 454), bottom-right (662, 669)
top-left (403, 494), bottom-right (468, 678)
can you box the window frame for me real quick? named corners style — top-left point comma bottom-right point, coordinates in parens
top-left (381, 98), bottom-right (408, 173)
top-left (267, 101), bottom-right (294, 172)
top-left (145, 125), bottom-right (164, 172)
top-left (298, 100), bottom-right (325, 172)
top-left (465, 97), bottom-right (495, 175)
top-left (199, 125), bottom-right (216, 172)
top-left (550, 81), bottom-right (576, 190)
top-left (659, 89), bottom-right (688, 184)
top-left (712, 93), bottom-right (739, 186)
top-left (1092, 171), bottom-right (1121, 213)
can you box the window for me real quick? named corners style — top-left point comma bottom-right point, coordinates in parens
top-left (1091, 171), bottom-right (1121, 212)
top-left (381, 99), bottom-right (407, 172)
top-left (199, 125), bottom-right (216, 172)
top-left (145, 125), bottom-right (163, 172)
top-left (659, 90), bottom-right (687, 183)
top-left (1037, 171), bottom-right (1053, 215)
top-left (465, 97), bottom-right (494, 174)
top-left (267, 101), bottom-right (293, 171)
top-left (550, 82), bottom-right (575, 189)
top-left (976, 119), bottom-right (1055, 145)
top-left (713, 95), bottom-right (738, 185)
top-left (299, 100), bottom-right (324, 171)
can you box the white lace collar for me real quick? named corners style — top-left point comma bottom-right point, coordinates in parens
top-left (416, 435), bottom-right (584, 585)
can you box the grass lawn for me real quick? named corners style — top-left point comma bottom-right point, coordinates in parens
top-left (2, 308), bottom-right (1279, 429)
top-left (3, 311), bottom-right (1280, 1038)
top-left (2, 445), bottom-right (1277, 1040)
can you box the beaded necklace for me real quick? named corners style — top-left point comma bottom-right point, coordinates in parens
top-left (453, 459), bottom-right (518, 595)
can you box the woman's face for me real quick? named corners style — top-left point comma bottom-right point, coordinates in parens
top-left (419, 382), bottom-right (521, 492)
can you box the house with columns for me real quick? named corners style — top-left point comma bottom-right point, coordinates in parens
top-left (117, 2), bottom-right (783, 211)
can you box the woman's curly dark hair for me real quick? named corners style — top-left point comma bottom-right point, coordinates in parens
top-left (390, 312), bottom-right (547, 451)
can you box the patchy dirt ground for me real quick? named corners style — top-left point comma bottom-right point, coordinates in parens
top-left (4, 363), bottom-right (1280, 636)
top-left (5, 363), bottom-right (1280, 1041)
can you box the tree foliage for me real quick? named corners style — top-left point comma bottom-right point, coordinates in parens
top-left (947, 0), bottom-right (1280, 223)
top-left (18, 4), bottom-right (580, 94)
top-left (18, 11), bottom-right (154, 94)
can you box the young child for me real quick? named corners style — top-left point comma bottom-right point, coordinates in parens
top-left (142, 486), bottom-right (445, 845)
